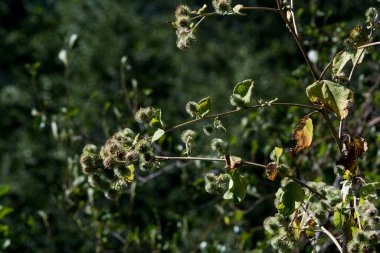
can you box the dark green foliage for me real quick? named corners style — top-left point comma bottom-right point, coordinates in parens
top-left (0, 1), bottom-right (379, 252)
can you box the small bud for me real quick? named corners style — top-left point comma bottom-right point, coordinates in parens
top-left (185, 101), bottom-right (198, 117)
top-left (175, 5), bottom-right (191, 18)
top-left (212, 0), bottom-right (232, 14)
top-left (125, 151), bottom-right (139, 165)
top-left (88, 174), bottom-right (110, 191)
top-left (211, 138), bottom-right (228, 155)
top-left (181, 129), bottom-right (196, 144)
top-left (135, 140), bottom-right (151, 153)
top-left (104, 189), bottom-right (119, 200)
top-left (83, 144), bottom-right (97, 155)
top-left (80, 154), bottom-right (97, 173)
top-left (135, 107), bottom-right (156, 124)
top-left (176, 15), bottom-right (190, 28)
top-left (204, 173), bottom-right (230, 195)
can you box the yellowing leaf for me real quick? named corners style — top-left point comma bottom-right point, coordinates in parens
top-left (306, 80), bottom-right (354, 120)
top-left (291, 115), bottom-right (313, 155)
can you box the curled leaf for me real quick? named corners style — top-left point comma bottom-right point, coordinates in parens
top-left (306, 80), bottom-right (354, 120)
top-left (230, 79), bottom-right (254, 108)
top-left (291, 115), bottom-right (313, 155)
top-left (224, 155), bottom-right (242, 169)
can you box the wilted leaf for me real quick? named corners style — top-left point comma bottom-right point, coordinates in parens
top-left (152, 128), bottom-right (165, 143)
top-left (266, 162), bottom-right (278, 181)
top-left (197, 97), bottom-right (212, 117)
top-left (224, 155), bottom-right (242, 169)
top-left (306, 80), bottom-right (354, 120)
top-left (337, 136), bottom-right (368, 175)
top-left (291, 115), bottom-right (313, 155)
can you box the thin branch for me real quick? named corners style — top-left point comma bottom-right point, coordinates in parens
top-left (321, 226), bottom-right (343, 253)
top-left (287, 175), bottom-right (327, 200)
top-left (156, 156), bottom-right (327, 200)
top-left (277, 10), bottom-right (319, 81)
top-left (320, 110), bottom-right (342, 151)
top-left (155, 155), bottom-right (266, 169)
top-left (289, 0), bottom-right (299, 36)
top-left (165, 102), bottom-right (321, 133)
top-left (241, 6), bottom-right (280, 13)
top-left (358, 41), bottom-right (380, 49)
top-left (190, 12), bottom-right (218, 20)
top-left (353, 196), bottom-right (362, 230)
top-left (319, 61), bottom-right (332, 80)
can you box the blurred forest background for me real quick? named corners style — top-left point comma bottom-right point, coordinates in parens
top-left (0, 0), bottom-right (379, 252)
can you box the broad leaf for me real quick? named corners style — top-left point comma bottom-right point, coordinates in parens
top-left (152, 129), bottom-right (165, 143)
top-left (306, 80), bottom-right (354, 120)
top-left (197, 97), bottom-right (212, 117)
top-left (291, 115), bottom-right (313, 155)
top-left (276, 181), bottom-right (305, 216)
top-left (224, 170), bottom-right (248, 203)
top-left (333, 210), bottom-right (345, 228)
top-left (332, 51), bottom-right (352, 76)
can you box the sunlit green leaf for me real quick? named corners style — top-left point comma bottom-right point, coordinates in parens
top-left (197, 97), bottom-right (212, 117)
top-left (152, 128), bottom-right (165, 143)
top-left (306, 80), bottom-right (354, 120)
top-left (230, 79), bottom-right (254, 108)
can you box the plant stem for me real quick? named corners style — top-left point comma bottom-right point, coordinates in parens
top-left (287, 175), bottom-right (327, 200)
top-left (357, 41), bottom-right (380, 49)
top-left (319, 61), bottom-right (332, 80)
top-left (155, 155), bottom-right (266, 169)
top-left (277, 9), bottom-right (319, 81)
top-left (241, 7), bottom-right (280, 13)
top-left (165, 102), bottom-right (321, 133)
top-left (156, 156), bottom-right (326, 200)
top-left (320, 110), bottom-right (342, 151)
top-left (321, 226), bottom-right (343, 253)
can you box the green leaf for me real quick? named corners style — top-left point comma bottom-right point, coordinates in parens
top-left (152, 129), bottom-right (165, 143)
top-left (149, 109), bottom-right (164, 127)
top-left (0, 186), bottom-right (10, 197)
top-left (306, 80), bottom-right (354, 120)
top-left (197, 97), bottom-right (212, 117)
top-left (332, 51), bottom-right (352, 76)
top-left (276, 181), bottom-right (305, 216)
top-left (270, 147), bottom-right (283, 165)
top-left (0, 206), bottom-right (13, 219)
top-left (226, 170), bottom-right (248, 203)
top-left (333, 210), bottom-right (345, 228)
top-left (231, 80), bottom-right (254, 108)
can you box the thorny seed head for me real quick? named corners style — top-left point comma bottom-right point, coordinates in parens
top-left (175, 5), bottom-right (191, 18)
